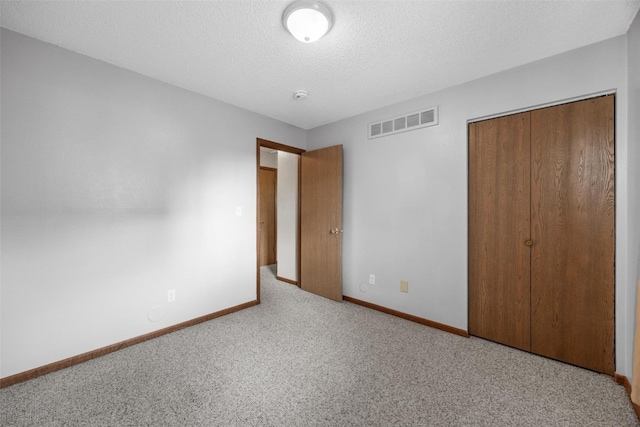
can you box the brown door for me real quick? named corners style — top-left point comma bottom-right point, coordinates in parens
top-left (300, 145), bottom-right (343, 301)
top-left (468, 112), bottom-right (532, 351)
top-left (259, 167), bottom-right (276, 266)
top-left (530, 96), bottom-right (615, 374)
top-left (468, 95), bottom-right (615, 374)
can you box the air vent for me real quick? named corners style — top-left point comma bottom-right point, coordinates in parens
top-left (368, 106), bottom-right (439, 139)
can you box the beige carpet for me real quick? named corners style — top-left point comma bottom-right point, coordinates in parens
top-left (1, 265), bottom-right (638, 426)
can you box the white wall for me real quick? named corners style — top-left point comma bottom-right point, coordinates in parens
top-left (308, 36), bottom-right (634, 376)
top-left (0, 29), bottom-right (306, 378)
top-left (628, 10), bottom-right (640, 381)
top-left (260, 151), bottom-right (278, 168)
top-left (276, 151), bottom-right (299, 282)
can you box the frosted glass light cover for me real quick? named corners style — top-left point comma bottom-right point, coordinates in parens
top-left (283, 1), bottom-right (333, 43)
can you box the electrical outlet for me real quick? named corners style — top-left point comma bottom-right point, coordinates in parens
top-left (400, 280), bottom-right (408, 293)
top-left (369, 274), bottom-right (375, 285)
top-left (167, 289), bottom-right (176, 302)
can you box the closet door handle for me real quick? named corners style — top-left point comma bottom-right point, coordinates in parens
top-left (524, 239), bottom-right (533, 246)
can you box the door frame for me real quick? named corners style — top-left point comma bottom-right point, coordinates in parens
top-left (256, 138), bottom-right (305, 303)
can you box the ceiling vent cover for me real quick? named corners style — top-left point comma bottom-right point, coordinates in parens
top-left (368, 106), bottom-right (438, 139)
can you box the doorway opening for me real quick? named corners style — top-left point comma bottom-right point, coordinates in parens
top-left (256, 138), bottom-right (304, 303)
top-left (256, 138), bottom-right (344, 303)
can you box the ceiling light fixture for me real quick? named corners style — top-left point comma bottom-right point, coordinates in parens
top-left (283, 1), bottom-right (333, 43)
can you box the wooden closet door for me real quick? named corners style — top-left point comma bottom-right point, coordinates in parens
top-left (469, 112), bottom-right (532, 351)
top-left (530, 96), bottom-right (615, 374)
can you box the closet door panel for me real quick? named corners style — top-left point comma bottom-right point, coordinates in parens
top-left (530, 96), bottom-right (615, 374)
top-left (469, 112), bottom-right (531, 351)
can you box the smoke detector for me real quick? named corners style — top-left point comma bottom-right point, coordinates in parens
top-left (294, 90), bottom-right (308, 99)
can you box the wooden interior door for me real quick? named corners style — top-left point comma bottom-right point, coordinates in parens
top-left (300, 145), bottom-right (343, 301)
top-left (530, 96), bottom-right (615, 374)
top-left (468, 112), bottom-right (532, 351)
top-left (259, 167), bottom-right (277, 266)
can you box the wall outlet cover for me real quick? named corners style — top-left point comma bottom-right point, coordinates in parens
top-left (400, 280), bottom-right (409, 293)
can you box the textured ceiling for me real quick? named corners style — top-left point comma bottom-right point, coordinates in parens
top-left (1, 1), bottom-right (639, 129)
